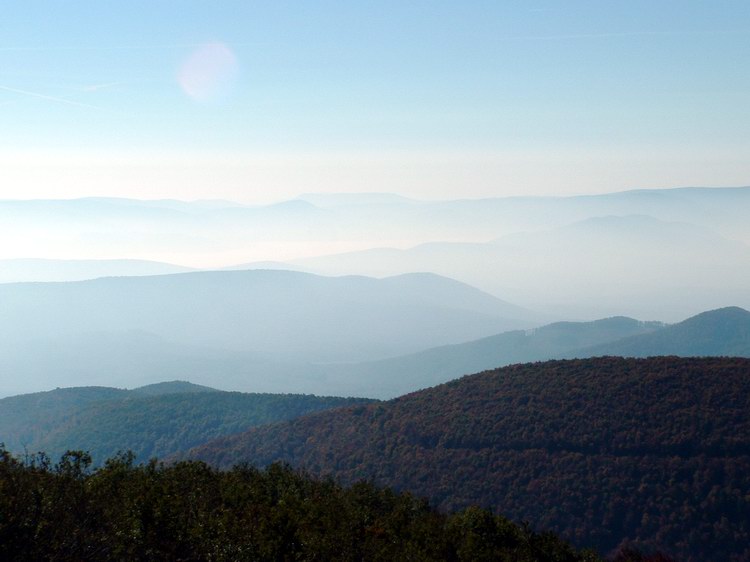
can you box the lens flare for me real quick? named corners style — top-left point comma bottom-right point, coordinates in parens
top-left (177, 42), bottom-right (239, 103)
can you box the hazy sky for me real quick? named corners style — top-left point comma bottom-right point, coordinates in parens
top-left (1, 1), bottom-right (749, 202)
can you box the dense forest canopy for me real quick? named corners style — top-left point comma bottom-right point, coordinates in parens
top-left (0, 384), bottom-right (372, 463)
top-left (0, 449), bottom-right (609, 562)
top-left (187, 357), bottom-right (750, 561)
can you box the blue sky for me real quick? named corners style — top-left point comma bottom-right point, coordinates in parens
top-left (1, 1), bottom-right (749, 201)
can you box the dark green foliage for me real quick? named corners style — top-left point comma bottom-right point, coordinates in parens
top-left (188, 357), bottom-right (750, 561)
top-left (0, 448), bottom-right (599, 562)
top-left (0, 385), bottom-right (373, 463)
top-left (0, 386), bottom-right (129, 452)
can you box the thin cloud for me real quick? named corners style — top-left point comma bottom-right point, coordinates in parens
top-left (81, 82), bottom-right (121, 92)
top-left (0, 85), bottom-right (99, 109)
top-left (511, 29), bottom-right (750, 41)
top-left (0, 41), bottom-right (265, 53)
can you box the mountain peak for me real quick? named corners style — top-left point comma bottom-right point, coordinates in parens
top-left (579, 306), bottom-right (750, 358)
top-left (685, 306), bottom-right (750, 322)
top-left (131, 381), bottom-right (220, 396)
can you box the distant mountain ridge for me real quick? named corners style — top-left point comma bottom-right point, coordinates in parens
top-left (578, 306), bottom-right (750, 357)
top-left (4, 187), bottom-right (749, 319)
top-left (3, 184), bottom-right (749, 254)
top-left (305, 307), bottom-right (748, 398)
top-left (0, 258), bottom-right (194, 284)
top-left (287, 214), bottom-right (750, 319)
top-left (306, 315), bottom-right (664, 398)
top-left (0, 269), bottom-right (532, 396)
top-left (3, 305), bottom-right (746, 400)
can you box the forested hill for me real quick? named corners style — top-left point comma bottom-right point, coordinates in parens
top-left (130, 380), bottom-right (218, 396)
top-left (0, 384), bottom-right (372, 463)
top-left (0, 381), bottom-right (218, 452)
top-left (187, 357), bottom-right (750, 561)
top-left (0, 453), bottom-right (604, 562)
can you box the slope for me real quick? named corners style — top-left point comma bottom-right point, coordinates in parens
top-left (187, 357), bottom-right (750, 561)
top-left (577, 306), bottom-right (750, 357)
top-left (33, 392), bottom-right (374, 464)
top-left (0, 455), bottom-right (598, 562)
top-left (0, 382), bottom-right (220, 452)
top-left (310, 316), bottom-right (663, 398)
top-left (0, 386), bottom-right (129, 452)
top-left (309, 306), bottom-right (750, 399)
top-left (0, 269), bottom-right (532, 395)
top-left (131, 380), bottom-right (219, 396)
top-left (0, 383), bottom-right (372, 464)
top-left (291, 215), bottom-right (750, 320)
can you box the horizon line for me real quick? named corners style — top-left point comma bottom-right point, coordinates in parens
top-left (0, 184), bottom-right (748, 206)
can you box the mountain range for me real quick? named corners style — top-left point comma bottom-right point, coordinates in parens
top-left (2, 307), bottom-right (748, 558)
top-left (0, 269), bottom-right (531, 396)
top-left (4, 187), bottom-right (749, 320)
top-left (0, 258), bottom-right (193, 284)
top-left (279, 214), bottom-right (750, 320)
top-left (579, 306), bottom-right (750, 357)
top-left (2, 283), bottom-right (747, 399)
top-left (4, 305), bottom-right (748, 438)
top-left (289, 306), bottom-right (750, 398)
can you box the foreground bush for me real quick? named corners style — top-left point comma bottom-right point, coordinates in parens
top-left (0, 447), bottom-right (603, 561)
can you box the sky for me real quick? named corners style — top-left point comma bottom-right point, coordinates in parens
top-left (1, 1), bottom-right (749, 203)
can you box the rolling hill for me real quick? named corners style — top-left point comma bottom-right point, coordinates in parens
top-left (0, 381), bottom-right (219, 453)
top-left (0, 382), bottom-right (372, 464)
top-left (187, 356), bottom-right (750, 561)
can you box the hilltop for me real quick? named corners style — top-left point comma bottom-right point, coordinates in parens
top-left (187, 357), bottom-right (750, 561)
top-left (579, 306), bottom-right (750, 357)
top-left (0, 383), bottom-right (372, 463)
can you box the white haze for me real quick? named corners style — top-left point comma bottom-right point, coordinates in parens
top-left (1, 186), bottom-right (749, 396)
top-left (2, 186), bottom-right (748, 321)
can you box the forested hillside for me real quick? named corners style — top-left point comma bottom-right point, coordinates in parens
top-left (0, 383), bottom-right (371, 463)
top-left (0, 386), bottom-right (131, 452)
top-left (0, 450), bottom-right (606, 562)
top-left (187, 357), bottom-right (750, 561)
